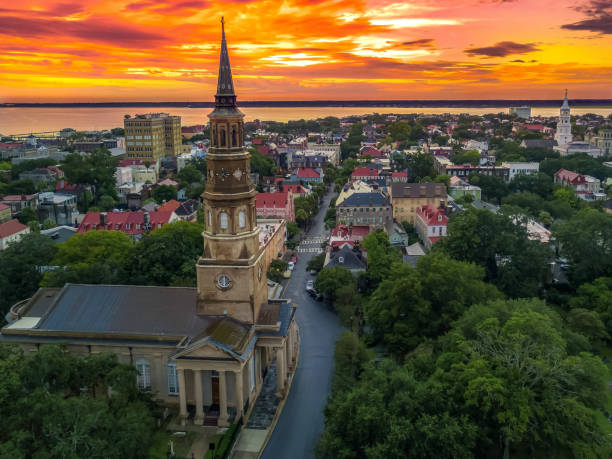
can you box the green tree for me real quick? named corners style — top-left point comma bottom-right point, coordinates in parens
top-left (0, 345), bottom-right (157, 458)
top-left (152, 184), bottom-right (177, 204)
top-left (315, 266), bottom-right (355, 302)
top-left (41, 230), bottom-right (133, 287)
top-left (452, 149), bottom-right (481, 166)
top-left (569, 277), bottom-right (612, 337)
top-left (176, 164), bottom-right (202, 186)
top-left (0, 233), bottom-right (57, 320)
top-left (130, 221), bottom-right (204, 286)
top-left (554, 209), bottom-right (612, 286)
top-left (248, 147), bottom-right (277, 177)
top-left (438, 208), bottom-right (549, 297)
top-left (306, 252), bottom-right (325, 273)
top-left (406, 153), bottom-right (434, 181)
top-left (359, 231), bottom-right (402, 292)
top-left (16, 207), bottom-right (37, 224)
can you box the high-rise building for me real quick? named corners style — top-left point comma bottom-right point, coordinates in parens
top-left (124, 112), bottom-right (181, 161)
top-left (554, 90), bottom-right (572, 147)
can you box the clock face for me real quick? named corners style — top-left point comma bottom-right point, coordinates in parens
top-left (217, 275), bottom-right (231, 289)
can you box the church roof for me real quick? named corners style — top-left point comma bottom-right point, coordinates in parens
top-left (216, 17), bottom-right (235, 97)
top-left (561, 89), bottom-right (569, 109)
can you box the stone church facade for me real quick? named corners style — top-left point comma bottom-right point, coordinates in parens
top-left (1, 21), bottom-right (298, 428)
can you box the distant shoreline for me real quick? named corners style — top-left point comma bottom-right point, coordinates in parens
top-left (2, 99), bottom-right (612, 109)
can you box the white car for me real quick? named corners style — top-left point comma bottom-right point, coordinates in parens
top-left (288, 261), bottom-right (295, 271)
top-left (306, 280), bottom-right (314, 291)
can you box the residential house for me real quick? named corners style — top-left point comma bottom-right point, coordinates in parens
top-left (388, 221), bottom-right (410, 247)
top-left (40, 226), bottom-right (77, 243)
top-left (402, 242), bottom-right (426, 267)
top-left (390, 171), bottom-right (409, 183)
top-left (554, 168), bottom-right (604, 200)
top-left (328, 224), bottom-right (370, 249)
top-left (1, 194), bottom-right (38, 215)
top-left (77, 211), bottom-right (178, 239)
top-left (556, 141), bottom-right (603, 158)
top-left (324, 244), bottom-right (366, 274)
top-left (0, 203), bottom-right (11, 223)
top-left (336, 192), bottom-right (391, 229)
top-left (174, 199), bottom-right (199, 222)
top-left (520, 139), bottom-right (557, 150)
top-left (360, 146), bottom-right (384, 159)
top-left (336, 181), bottom-right (374, 207)
top-left (291, 168), bottom-right (322, 184)
top-left (390, 182), bottom-right (447, 224)
top-left (19, 168), bottom-right (58, 184)
top-left (449, 176), bottom-right (481, 200)
top-left (415, 204), bottom-right (448, 250)
top-left (256, 192), bottom-right (295, 221)
top-left (351, 167), bottom-right (380, 182)
top-left (502, 162), bottom-right (540, 181)
top-left (0, 219), bottom-right (30, 250)
top-left (158, 199), bottom-right (182, 214)
top-left (37, 192), bottom-right (79, 226)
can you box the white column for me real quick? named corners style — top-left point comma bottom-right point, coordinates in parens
top-left (276, 346), bottom-right (286, 397)
top-left (178, 369), bottom-right (188, 426)
top-left (194, 369), bottom-right (204, 425)
top-left (235, 369), bottom-right (244, 421)
top-left (218, 371), bottom-right (229, 426)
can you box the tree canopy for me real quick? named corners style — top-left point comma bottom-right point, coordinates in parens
top-left (61, 148), bottom-right (118, 203)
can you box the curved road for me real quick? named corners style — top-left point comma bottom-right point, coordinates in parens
top-left (261, 191), bottom-right (343, 459)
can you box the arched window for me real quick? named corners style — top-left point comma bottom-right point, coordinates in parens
top-left (212, 126), bottom-right (217, 147)
top-left (136, 358), bottom-right (151, 390)
top-left (232, 127), bottom-right (237, 147)
top-left (167, 361), bottom-right (178, 395)
top-left (220, 129), bottom-right (226, 147)
top-left (239, 210), bottom-right (246, 228)
top-left (208, 210), bottom-right (212, 228)
top-left (220, 212), bottom-right (228, 229)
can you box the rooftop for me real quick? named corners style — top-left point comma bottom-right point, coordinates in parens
top-left (0, 219), bottom-right (29, 238)
top-left (391, 182), bottom-right (446, 199)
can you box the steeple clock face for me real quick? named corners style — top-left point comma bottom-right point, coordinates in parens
top-left (217, 274), bottom-right (232, 290)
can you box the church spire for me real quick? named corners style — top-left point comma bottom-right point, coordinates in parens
top-left (215, 17), bottom-right (236, 107)
top-left (561, 88), bottom-right (569, 109)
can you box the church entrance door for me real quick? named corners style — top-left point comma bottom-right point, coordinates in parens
top-left (212, 376), bottom-right (220, 405)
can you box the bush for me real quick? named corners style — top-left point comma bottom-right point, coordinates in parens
top-left (267, 260), bottom-right (288, 283)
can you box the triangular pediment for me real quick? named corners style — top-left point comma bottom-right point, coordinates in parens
top-left (175, 338), bottom-right (238, 360)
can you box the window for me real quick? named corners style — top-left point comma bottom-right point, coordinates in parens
top-left (167, 362), bottom-right (178, 394)
top-left (136, 358), bottom-right (151, 390)
top-left (220, 212), bottom-right (228, 229)
top-left (239, 210), bottom-right (246, 228)
top-left (249, 356), bottom-right (255, 392)
top-left (208, 210), bottom-right (212, 228)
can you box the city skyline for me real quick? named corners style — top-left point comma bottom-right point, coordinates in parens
top-left (1, 0), bottom-right (611, 102)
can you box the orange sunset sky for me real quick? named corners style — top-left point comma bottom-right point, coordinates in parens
top-left (1, 0), bottom-right (611, 102)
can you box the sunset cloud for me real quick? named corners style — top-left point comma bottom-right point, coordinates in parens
top-left (464, 41), bottom-right (540, 57)
top-left (0, 0), bottom-right (610, 102)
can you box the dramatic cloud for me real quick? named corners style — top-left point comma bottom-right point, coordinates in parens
top-left (464, 41), bottom-right (540, 57)
top-left (0, 0), bottom-right (610, 102)
top-left (562, 0), bottom-right (612, 34)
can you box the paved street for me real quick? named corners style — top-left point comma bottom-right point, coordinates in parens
top-left (261, 191), bottom-right (343, 459)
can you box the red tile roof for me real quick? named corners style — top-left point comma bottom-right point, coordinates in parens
top-left (416, 204), bottom-right (448, 226)
top-left (554, 168), bottom-right (586, 185)
top-left (295, 168), bottom-right (320, 178)
top-left (278, 184), bottom-right (307, 194)
top-left (0, 219), bottom-right (28, 238)
top-left (1, 194), bottom-right (37, 202)
top-left (158, 199), bottom-right (181, 213)
top-left (252, 138), bottom-right (265, 145)
top-left (391, 171), bottom-right (408, 177)
top-left (360, 147), bottom-right (384, 158)
top-left (256, 192), bottom-right (291, 209)
top-left (0, 143), bottom-right (23, 150)
top-left (351, 167), bottom-right (379, 177)
top-left (56, 180), bottom-right (81, 191)
top-left (157, 178), bottom-right (179, 187)
top-left (77, 211), bottom-right (174, 235)
top-left (0, 203), bottom-right (9, 211)
top-left (255, 144), bottom-right (271, 156)
top-left (331, 224), bottom-right (370, 239)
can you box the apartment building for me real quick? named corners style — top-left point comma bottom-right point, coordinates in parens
top-left (124, 113), bottom-right (182, 161)
top-left (390, 182), bottom-right (447, 224)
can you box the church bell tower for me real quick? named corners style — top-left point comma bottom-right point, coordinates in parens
top-left (196, 18), bottom-right (268, 323)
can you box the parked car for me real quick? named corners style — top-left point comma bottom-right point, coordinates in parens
top-left (309, 269), bottom-right (317, 275)
top-left (290, 255), bottom-right (298, 264)
top-left (306, 280), bottom-right (314, 291)
top-left (288, 261), bottom-right (295, 271)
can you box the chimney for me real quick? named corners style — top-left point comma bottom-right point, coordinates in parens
top-left (100, 212), bottom-right (106, 227)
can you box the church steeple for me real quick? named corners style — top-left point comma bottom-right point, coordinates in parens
top-left (197, 18), bottom-right (267, 324)
top-left (215, 17), bottom-right (237, 108)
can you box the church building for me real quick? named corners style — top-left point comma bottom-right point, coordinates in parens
top-left (0, 20), bottom-right (298, 428)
